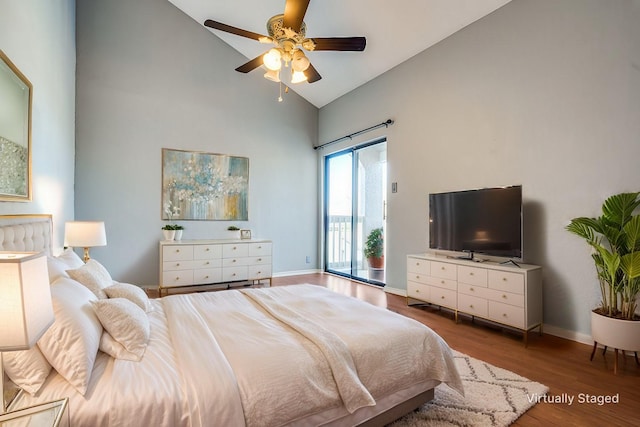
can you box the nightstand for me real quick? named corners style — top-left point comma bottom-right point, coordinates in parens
top-left (0, 398), bottom-right (69, 426)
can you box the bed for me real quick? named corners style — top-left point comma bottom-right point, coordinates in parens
top-left (1, 215), bottom-right (463, 426)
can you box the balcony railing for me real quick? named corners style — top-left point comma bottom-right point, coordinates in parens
top-left (326, 215), bottom-right (364, 270)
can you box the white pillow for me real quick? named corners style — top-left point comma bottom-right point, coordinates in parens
top-left (92, 298), bottom-right (150, 361)
top-left (37, 277), bottom-right (103, 396)
top-left (2, 346), bottom-right (52, 395)
top-left (67, 259), bottom-right (112, 299)
top-left (99, 331), bottom-right (145, 362)
top-left (47, 248), bottom-right (85, 283)
top-left (104, 282), bottom-right (153, 313)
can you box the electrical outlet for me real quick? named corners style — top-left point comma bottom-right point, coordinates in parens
top-left (392, 182), bottom-right (398, 193)
top-left (305, 255), bottom-right (311, 264)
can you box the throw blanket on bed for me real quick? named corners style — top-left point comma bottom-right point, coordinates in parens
top-left (164, 284), bottom-right (463, 427)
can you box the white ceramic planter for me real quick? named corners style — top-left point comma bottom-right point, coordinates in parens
top-left (591, 311), bottom-right (640, 351)
top-left (174, 230), bottom-right (183, 240)
top-left (162, 229), bottom-right (176, 241)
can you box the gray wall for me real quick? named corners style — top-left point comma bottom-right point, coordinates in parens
top-left (75, 0), bottom-right (319, 286)
top-left (0, 0), bottom-right (76, 247)
top-left (319, 0), bottom-right (640, 340)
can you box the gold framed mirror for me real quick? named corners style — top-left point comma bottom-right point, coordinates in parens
top-left (0, 50), bottom-right (33, 201)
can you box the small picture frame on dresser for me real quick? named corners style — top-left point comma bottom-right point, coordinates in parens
top-left (240, 229), bottom-right (251, 240)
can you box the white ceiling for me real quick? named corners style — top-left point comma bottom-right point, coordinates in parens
top-left (168, 0), bottom-right (512, 108)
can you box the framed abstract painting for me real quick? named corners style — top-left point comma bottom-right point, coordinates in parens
top-left (0, 50), bottom-right (32, 201)
top-left (162, 148), bottom-right (249, 221)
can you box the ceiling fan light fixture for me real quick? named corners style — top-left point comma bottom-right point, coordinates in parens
top-left (263, 48), bottom-right (282, 71)
top-left (291, 70), bottom-right (308, 84)
top-left (264, 69), bottom-right (281, 82)
top-left (291, 50), bottom-right (310, 72)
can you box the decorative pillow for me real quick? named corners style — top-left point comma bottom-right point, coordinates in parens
top-left (92, 298), bottom-right (150, 361)
top-left (47, 248), bottom-right (85, 283)
top-left (67, 259), bottom-right (113, 299)
top-left (99, 331), bottom-right (145, 362)
top-left (37, 277), bottom-right (103, 396)
top-left (104, 282), bottom-right (153, 313)
top-left (2, 346), bottom-right (52, 395)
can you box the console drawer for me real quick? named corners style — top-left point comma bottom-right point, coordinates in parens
top-left (458, 293), bottom-right (488, 318)
top-left (408, 281), bottom-right (430, 301)
top-left (407, 258), bottom-right (430, 275)
top-left (429, 286), bottom-right (456, 309)
top-left (163, 245), bottom-right (194, 261)
top-left (458, 283), bottom-right (490, 299)
top-left (488, 301), bottom-right (525, 329)
top-left (457, 265), bottom-right (488, 286)
top-left (486, 288), bottom-right (524, 307)
top-left (489, 270), bottom-right (524, 294)
top-left (425, 275), bottom-right (457, 291)
top-left (430, 261), bottom-right (457, 280)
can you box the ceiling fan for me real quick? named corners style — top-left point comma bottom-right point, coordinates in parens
top-left (203, 0), bottom-right (366, 85)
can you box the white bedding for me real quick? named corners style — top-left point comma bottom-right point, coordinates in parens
top-left (13, 284), bottom-right (462, 426)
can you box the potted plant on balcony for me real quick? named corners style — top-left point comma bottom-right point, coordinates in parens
top-left (364, 227), bottom-right (384, 269)
top-left (566, 192), bottom-right (640, 371)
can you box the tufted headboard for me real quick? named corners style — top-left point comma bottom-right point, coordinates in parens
top-left (0, 214), bottom-right (53, 255)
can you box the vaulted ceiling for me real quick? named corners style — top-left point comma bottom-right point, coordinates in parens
top-left (168, 0), bottom-right (512, 107)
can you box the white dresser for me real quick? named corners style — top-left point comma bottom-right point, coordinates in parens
top-left (407, 253), bottom-right (542, 344)
top-left (159, 239), bottom-right (272, 296)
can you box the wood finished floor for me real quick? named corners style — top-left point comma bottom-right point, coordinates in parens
top-left (271, 273), bottom-right (640, 427)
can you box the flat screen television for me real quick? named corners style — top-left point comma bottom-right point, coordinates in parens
top-left (429, 185), bottom-right (522, 260)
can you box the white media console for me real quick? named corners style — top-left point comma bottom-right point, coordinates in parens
top-left (407, 253), bottom-right (542, 344)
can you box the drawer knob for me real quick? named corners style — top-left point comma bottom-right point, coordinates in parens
top-left (206, 261), bottom-right (210, 265)
top-left (415, 275), bottom-right (420, 279)
top-left (469, 304), bottom-right (474, 308)
top-left (257, 270), bottom-right (262, 274)
top-left (232, 259), bottom-right (236, 263)
top-left (258, 246), bottom-right (262, 249)
top-left (206, 248), bottom-right (210, 251)
top-left (441, 295), bottom-right (445, 299)
top-left (175, 276), bottom-right (180, 280)
top-left (205, 275), bottom-right (209, 279)
top-left (441, 266), bottom-right (445, 270)
top-left (175, 249), bottom-right (180, 253)
top-left (416, 289), bottom-right (420, 293)
top-left (232, 273), bottom-right (236, 277)
top-left (416, 262), bottom-right (420, 266)
top-left (441, 280), bottom-right (445, 285)
top-left (470, 287), bottom-right (474, 291)
top-left (502, 294), bottom-right (507, 299)
top-left (503, 313), bottom-right (508, 317)
top-left (502, 277), bottom-right (507, 281)
top-left (469, 272), bottom-right (474, 276)
top-left (233, 246), bottom-right (237, 250)
top-left (258, 258), bottom-right (262, 261)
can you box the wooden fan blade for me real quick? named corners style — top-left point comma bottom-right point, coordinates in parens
top-left (204, 19), bottom-right (266, 41)
top-left (283, 0), bottom-right (310, 33)
top-left (235, 54), bottom-right (266, 73)
top-left (311, 37), bottom-right (366, 52)
top-left (304, 64), bottom-right (322, 83)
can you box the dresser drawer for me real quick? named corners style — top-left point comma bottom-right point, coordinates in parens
top-left (407, 271), bottom-right (430, 285)
top-left (430, 261), bottom-right (457, 280)
top-left (163, 260), bottom-right (194, 271)
top-left (163, 245), bottom-right (194, 261)
top-left (458, 283), bottom-right (490, 299)
top-left (458, 293), bottom-right (488, 318)
top-left (249, 242), bottom-right (272, 256)
top-left (223, 243), bottom-right (249, 258)
top-left (486, 288), bottom-right (524, 307)
top-left (193, 268), bottom-right (222, 284)
top-left (162, 270), bottom-right (194, 287)
top-left (193, 244), bottom-right (222, 260)
top-left (223, 266), bottom-right (248, 282)
top-left (249, 256), bottom-right (271, 265)
top-left (222, 257), bottom-right (251, 267)
top-left (488, 270), bottom-right (524, 294)
top-left (488, 301), bottom-right (525, 329)
top-left (249, 264), bottom-right (272, 280)
top-left (192, 258), bottom-right (222, 269)
top-left (429, 286), bottom-right (457, 309)
top-left (457, 265), bottom-right (488, 287)
top-left (425, 275), bottom-right (457, 291)
top-left (407, 257), bottom-right (430, 275)
top-left (408, 281), bottom-right (430, 301)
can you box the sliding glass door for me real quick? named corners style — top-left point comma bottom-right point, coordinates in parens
top-left (324, 139), bottom-right (386, 285)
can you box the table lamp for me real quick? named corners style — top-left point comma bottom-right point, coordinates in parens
top-left (0, 252), bottom-right (54, 413)
top-left (64, 221), bottom-right (107, 262)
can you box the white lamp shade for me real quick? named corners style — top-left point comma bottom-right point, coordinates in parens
top-left (291, 70), bottom-right (308, 84)
top-left (64, 221), bottom-right (107, 248)
top-left (0, 252), bottom-right (54, 351)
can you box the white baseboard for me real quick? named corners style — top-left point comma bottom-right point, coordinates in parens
top-left (384, 286), bottom-right (406, 297)
top-left (273, 269), bottom-right (321, 277)
top-left (542, 324), bottom-right (593, 346)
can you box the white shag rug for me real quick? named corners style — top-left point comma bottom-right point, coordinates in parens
top-left (389, 351), bottom-right (549, 427)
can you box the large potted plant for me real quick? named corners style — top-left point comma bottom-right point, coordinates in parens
top-left (566, 192), bottom-right (640, 368)
top-left (364, 227), bottom-right (384, 269)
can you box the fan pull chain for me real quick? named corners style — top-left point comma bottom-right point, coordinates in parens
top-left (278, 82), bottom-right (283, 102)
